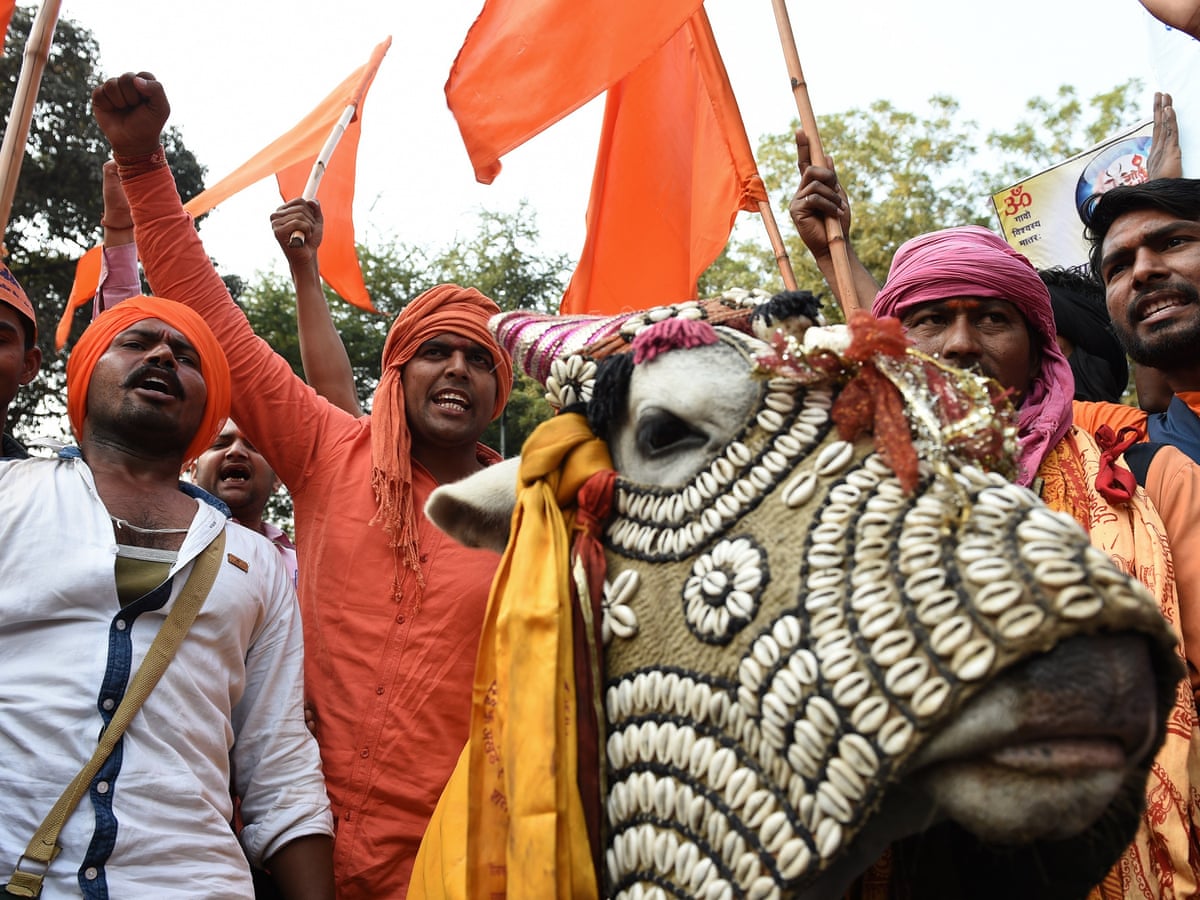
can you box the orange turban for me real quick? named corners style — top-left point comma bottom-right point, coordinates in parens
top-left (66, 295), bottom-right (231, 465)
top-left (370, 284), bottom-right (513, 583)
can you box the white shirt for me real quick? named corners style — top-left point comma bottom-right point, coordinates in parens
top-left (0, 452), bottom-right (332, 898)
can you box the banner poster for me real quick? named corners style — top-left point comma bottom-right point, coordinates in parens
top-left (991, 119), bottom-right (1153, 272)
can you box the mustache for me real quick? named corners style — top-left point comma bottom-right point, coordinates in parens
top-left (1133, 279), bottom-right (1200, 314)
top-left (122, 363), bottom-right (184, 398)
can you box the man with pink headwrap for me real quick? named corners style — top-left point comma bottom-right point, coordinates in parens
top-left (872, 226), bottom-right (1073, 486)
top-left (93, 72), bottom-right (515, 899)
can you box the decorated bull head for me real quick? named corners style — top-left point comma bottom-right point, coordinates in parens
top-left (426, 292), bottom-right (1179, 899)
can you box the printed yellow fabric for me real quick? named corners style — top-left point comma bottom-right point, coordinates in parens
top-left (412, 412), bottom-right (612, 899)
top-left (1040, 430), bottom-right (1200, 900)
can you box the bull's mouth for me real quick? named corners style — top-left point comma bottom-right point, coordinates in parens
top-left (900, 633), bottom-right (1162, 844)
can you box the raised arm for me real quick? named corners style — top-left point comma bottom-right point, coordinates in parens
top-left (788, 129), bottom-right (880, 309)
top-left (92, 72), bottom-right (355, 494)
top-left (94, 159), bottom-right (142, 316)
top-left (271, 200), bottom-right (362, 417)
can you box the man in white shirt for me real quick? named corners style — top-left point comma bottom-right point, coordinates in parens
top-left (0, 295), bottom-right (332, 899)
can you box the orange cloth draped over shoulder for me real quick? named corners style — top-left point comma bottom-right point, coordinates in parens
top-left (370, 283), bottom-right (512, 582)
top-left (412, 412), bottom-right (612, 899)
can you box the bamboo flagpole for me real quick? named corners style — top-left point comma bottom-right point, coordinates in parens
top-left (287, 37), bottom-right (390, 247)
top-left (768, 0), bottom-right (861, 314)
top-left (0, 0), bottom-right (62, 254)
top-left (287, 103), bottom-right (357, 247)
top-left (758, 197), bottom-right (798, 290)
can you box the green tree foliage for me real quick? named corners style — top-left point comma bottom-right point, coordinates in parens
top-left (1, 8), bottom-right (204, 441)
top-left (238, 203), bottom-right (569, 457)
top-left (706, 81), bottom-right (1146, 321)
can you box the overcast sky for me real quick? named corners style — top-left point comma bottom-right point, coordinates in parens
top-left (54, 0), bottom-right (1169, 286)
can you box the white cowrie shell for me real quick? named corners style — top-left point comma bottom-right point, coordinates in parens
top-left (884, 656), bottom-right (929, 697)
top-left (774, 433), bottom-right (803, 457)
top-left (974, 580), bottom-right (1023, 616)
top-left (826, 756), bottom-right (867, 801)
top-left (952, 637), bottom-right (997, 681)
top-left (674, 841), bottom-right (700, 884)
top-left (757, 408), bottom-right (785, 432)
top-left (777, 837), bottom-right (814, 881)
top-left (743, 787), bottom-right (777, 829)
top-left (789, 650), bottom-right (819, 685)
top-left (764, 390), bottom-right (795, 413)
top-left (727, 441), bottom-right (752, 467)
top-left (870, 629), bottom-right (916, 667)
top-left (838, 733), bottom-right (879, 777)
top-left (748, 876), bottom-right (781, 900)
top-left (713, 457), bottom-right (736, 484)
top-left (753, 635), bottom-right (783, 668)
top-left (815, 440), bottom-right (855, 476)
top-left (878, 715), bottom-right (914, 755)
top-left (761, 809), bottom-right (793, 854)
top-left (930, 614), bottom-right (973, 657)
top-left (806, 696), bottom-right (840, 736)
top-left (816, 781), bottom-right (854, 824)
top-left (832, 671), bottom-right (871, 708)
top-left (912, 676), bottom-right (952, 719)
top-left (964, 557), bottom-right (1014, 584)
top-left (851, 696), bottom-right (889, 733)
top-left (997, 603), bottom-right (1046, 638)
top-left (1055, 584), bottom-right (1104, 620)
top-left (773, 615), bottom-right (802, 648)
top-left (815, 816), bottom-right (844, 860)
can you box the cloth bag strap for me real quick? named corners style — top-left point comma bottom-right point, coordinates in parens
top-left (4, 529), bottom-right (227, 898)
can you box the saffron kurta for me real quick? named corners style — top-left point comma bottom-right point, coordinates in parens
top-left (124, 162), bottom-right (502, 899)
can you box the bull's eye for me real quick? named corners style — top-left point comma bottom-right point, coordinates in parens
top-left (636, 411), bottom-right (707, 458)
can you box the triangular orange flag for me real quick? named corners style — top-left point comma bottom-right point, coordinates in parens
top-left (55, 246), bottom-right (103, 348)
top-left (560, 9), bottom-right (767, 315)
top-left (0, 0), bottom-right (16, 49)
top-left (445, 0), bottom-right (703, 184)
top-left (57, 37), bottom-right (390, 348)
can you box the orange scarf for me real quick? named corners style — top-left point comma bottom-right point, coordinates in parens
top-left (369, 284), bottom-right (512, 586)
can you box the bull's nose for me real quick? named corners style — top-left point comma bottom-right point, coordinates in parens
top-left (1001, 634), bottom-right (1158, 757)
top-left (911, 633), bottom-right (1163, 771)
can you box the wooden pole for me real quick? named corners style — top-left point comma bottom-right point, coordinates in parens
top-left (768, 0), bottom-right (861, 314)
top-left (757, 198), bottom-right (797, 290)
top-left (288, 102), bottom-right (358, 246)
top-left (0, 0), bottom-right (62, 255)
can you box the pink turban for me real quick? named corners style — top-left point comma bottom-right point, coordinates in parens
top-left (872, 226), bottom-right (1073, 486)
top-left (370, 284), bottom-right (513, 579)
top-left (66, 295), bottom-right (231, 466)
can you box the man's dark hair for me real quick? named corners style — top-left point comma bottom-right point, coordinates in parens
top-left (1083, 178), bottom-right (1200, 277)
top-left (1038, 266), bottom-right (1127, 402)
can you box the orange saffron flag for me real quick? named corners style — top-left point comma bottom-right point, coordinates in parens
top-left (445, 0), bottom-right (704, 184)
top-left (57, 37), bottom-right (390, 348)
top-left (0, 0), bottom-right (15, 49)
top-left (560, 9), bottom-right (767, 316)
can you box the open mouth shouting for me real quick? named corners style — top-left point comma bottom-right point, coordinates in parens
top-left (125, 365), bottom-right (183, 400)
top-left (433, 388), bottom-right (471, 414)
top-left (218, 461), bottom-right (253, 485)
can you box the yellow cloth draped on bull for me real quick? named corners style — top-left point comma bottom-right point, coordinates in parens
top-left (413, 413), bottom-right (611, 900)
